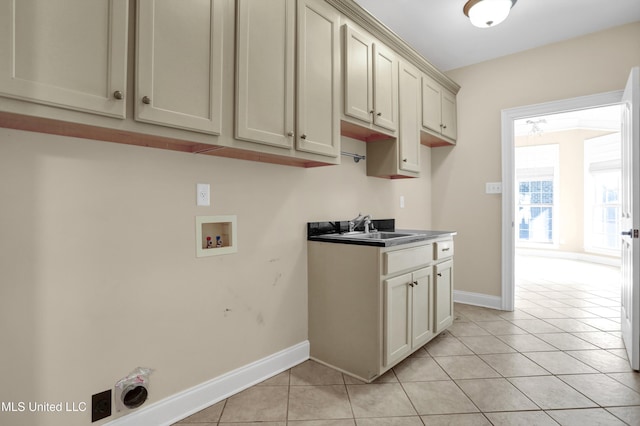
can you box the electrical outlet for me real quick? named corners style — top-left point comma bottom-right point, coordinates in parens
top-left (485, 182), bottom-right (502, 194)
top-left (197, 183), bottom-right (210, 206)
top-left (92, 389), bottom-right (112, 422)
top-left (400, 195), bottom-right (405, 208)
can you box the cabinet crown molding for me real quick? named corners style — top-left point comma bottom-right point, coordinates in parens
top-left (325, 0), bottom-right (460, 94)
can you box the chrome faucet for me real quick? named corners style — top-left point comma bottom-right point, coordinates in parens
top-left (364, 216), bottom-right (373, 233)
top-left (349, 213), bottom-right (375, 233)
top-left (348, 213), bottom-right (363, 232)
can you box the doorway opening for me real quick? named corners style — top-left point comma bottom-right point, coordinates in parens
top-left (513, 105), bottom-right (623, 329)
top-left (501, 91), bottom-right (624, 312)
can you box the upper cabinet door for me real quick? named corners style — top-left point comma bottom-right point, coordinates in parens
top-left (236, 0), bottom-right (295, 149)
top-left (421, 74), bottom-right (442, 133)
top-left (296, 0), bottom-right (340, 158)
top-left (372, 43), bottom-right (398, 132)
top-left (136, 0), bottom-right (223, 134)
top-left (398, 60), bottom-right (421, 173)
top-left (0, 0), bottom-right (128, 118)
top-left (441, 90), bottom-right (458, 140)
top-left (343, 24), bottom-right (373, 124)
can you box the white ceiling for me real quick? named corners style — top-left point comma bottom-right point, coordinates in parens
top-left (353, 0), bottom-right (640, 71)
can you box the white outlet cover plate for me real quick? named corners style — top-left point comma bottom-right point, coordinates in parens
top-left (486, 182), bottom-right (503, 194)
top-left (197, 183), bottom-right (210, 206)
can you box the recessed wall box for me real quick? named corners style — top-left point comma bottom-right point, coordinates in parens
top-left (195, 215), bottom-right (238, 257)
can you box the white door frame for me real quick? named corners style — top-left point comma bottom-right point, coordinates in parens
top-left (500, 91), bottom-right (624, 311)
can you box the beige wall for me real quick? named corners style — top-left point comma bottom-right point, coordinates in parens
top-left (434, 21), bottom-right (640, 297)
top-left (0, 129), bottom-right (431, 426)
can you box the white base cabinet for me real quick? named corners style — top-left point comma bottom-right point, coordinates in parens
top-left (308, 237), bottom-right (454, 382)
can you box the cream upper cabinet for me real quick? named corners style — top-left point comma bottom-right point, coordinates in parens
top-left (235, 0), bottom-right (295, 149)
top-left (421, 73), bottom-right (457, 144)
top-left (236, 0), bottom-right (340, 158)
top-left (296, 0), bottom-right (341, 158)
top-left (136, 0), bottom-right (224, 134)
top-left (398, 60), bottom-right (421, 174)
top-left (372, 43), bottom-right (398, 132)
top-left (441, 90), bottom-right (458, 140)
top-left (343, 25), bottom-right (374, 124)
top-left (0, 0), bottom-right (128, 118)
top-left (343, 24), bottom-right (398, 133)
top-left (366, 60), bottom-right (420, 179)
top-left (421, 75), bottom-right (442, 133)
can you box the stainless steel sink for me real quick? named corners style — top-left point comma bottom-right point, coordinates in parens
top-left (340, 232), bottom-right (414, 240)
top-left (309, 229), bottom-right (435, 246)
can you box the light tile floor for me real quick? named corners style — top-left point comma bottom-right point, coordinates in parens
top-left (173, 256), bottom-right (640, 425)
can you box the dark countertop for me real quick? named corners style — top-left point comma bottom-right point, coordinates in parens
top-left (307, 220), bottom-right (456, 247)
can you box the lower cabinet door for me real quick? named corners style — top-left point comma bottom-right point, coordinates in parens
top-left (411, 267), bottom-right (434, 348)
top-left (435, 259), bottom-right (454, 333)
top-left (383, 273), bottom-right (412, 367)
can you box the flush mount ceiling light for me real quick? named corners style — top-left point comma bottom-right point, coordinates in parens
top-left (463, 0), bottom-right (517, 28)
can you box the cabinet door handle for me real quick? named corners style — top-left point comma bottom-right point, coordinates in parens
top-left (113, 90), bottom-right (123, 100)
top-left (442, 124), bottom-right (447, 129)
top-left (437, 273), bottom-right (442, 277)
top-left (142, 96), bottom-right (151, 104)
top-left (409, 282), bottom-right (414, 287)
top-left (442, 247), bottom-right (450, 251)
top-left (413, 281), bottom-right (418, 286)
top-left (376, 112), bottom-right (382, 116)
top-left (369, 110), bottom-right (375, 114)
top-left (287, 131), bottom-right (294, 137)
top-left (300, 134), bottom-right (307, 140)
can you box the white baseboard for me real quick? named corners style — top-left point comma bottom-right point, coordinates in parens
top-left (105, 341), bottom-right (309, 426)
top-left (454, 290), bottom-right (503, 310)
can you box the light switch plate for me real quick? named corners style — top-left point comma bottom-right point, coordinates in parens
top-left (485, 182), bottom-right (502, 194)
top-left (197, 183), bottom-right (210, 206)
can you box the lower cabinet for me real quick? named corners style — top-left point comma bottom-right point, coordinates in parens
top-left (435, 258), bottom-right (454, 333)
top-left (384, 267), bottom-right (434, 367)
top-left (308, 237), bottom-right (454, 383)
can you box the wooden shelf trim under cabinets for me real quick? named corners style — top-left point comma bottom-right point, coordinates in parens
top-left (0, 112), bottom-right (330, 168)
